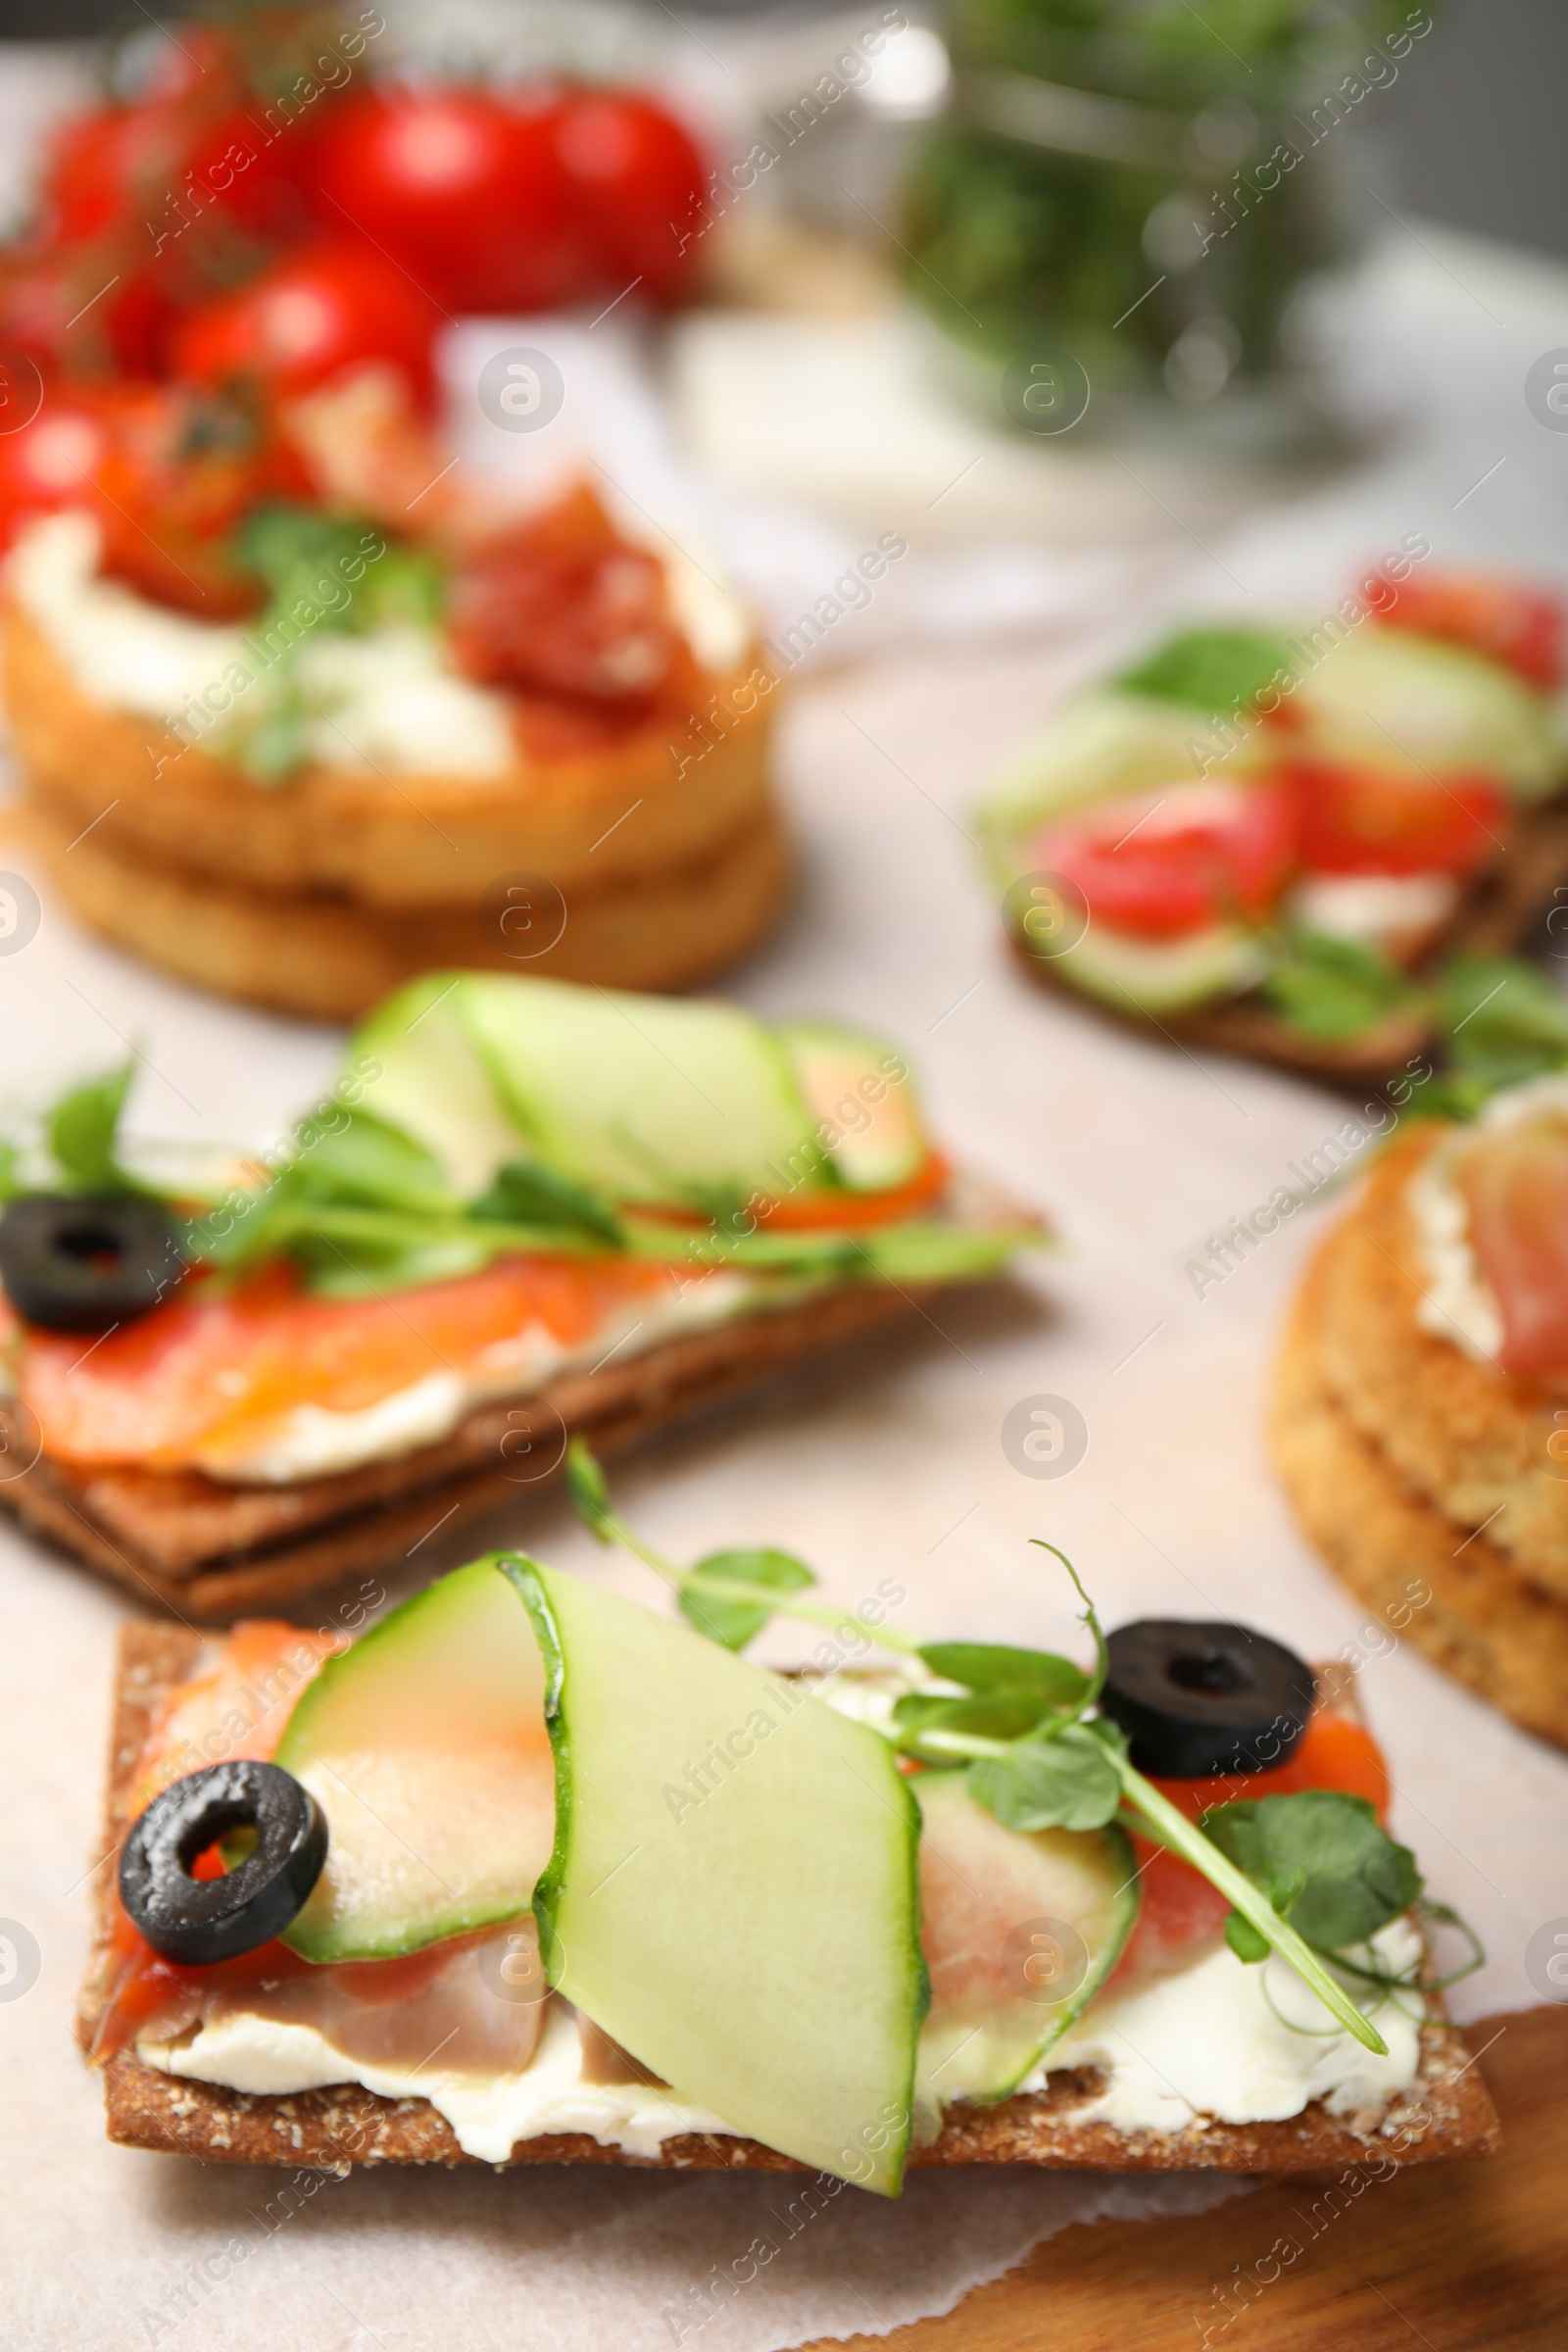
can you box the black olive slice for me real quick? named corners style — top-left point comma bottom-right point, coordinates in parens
top-left (1102, 1619), bottom-right (1317, 1779)
top-left (0, 1192), bottom-right (185, 1331)
top-left (119, 1760), bottom-right (327, 1966)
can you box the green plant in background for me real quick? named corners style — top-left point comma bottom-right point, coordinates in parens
top-left (905, 0), bottom-right (1434, 435)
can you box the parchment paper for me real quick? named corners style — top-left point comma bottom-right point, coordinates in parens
top-left (2, 219), bottom-right (1567, 2352)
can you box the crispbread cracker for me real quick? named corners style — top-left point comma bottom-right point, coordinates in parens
top-left (1012, 791), bottom-right (1568, 1083)
top-left (1272, 1233), bottom-right (1568, 1749)
top-left (3, 1252), bottom-right (1018, 1618)
top-left (81, 1624), bottom-right (1502, 2175)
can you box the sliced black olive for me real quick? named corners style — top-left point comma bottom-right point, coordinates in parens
top-left (119, 1760), bottom-right (327, 1966)
top-left (0, 1192), bottom-right (185, 1331)
top-left (1102, 1619), bottom-right (1317, 1779)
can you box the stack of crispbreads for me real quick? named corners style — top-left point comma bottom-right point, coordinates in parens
top-left (1273, 1129), bottom-right (1568, 1749)
top-left (4, 601), bottom-right (788, 1021)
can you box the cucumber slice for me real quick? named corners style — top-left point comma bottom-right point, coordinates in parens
top-left (274, 1561), bottom-right (556, 1964)
top-left (915, 1773), bottom-right (1137, 2106)
top-left (1043, 919), bottom-right (1269, 1013)
top-left (1296, 628), bottom-right (1567, 799)
top-left (457, 977), bottom-right (823, 1204)
top-left (348, 974), bottom-right (523, 1200)
top-left (503, 1555), bottom-right (927, 2193)
top-left (777, 1019), bottom-right (927, 1192)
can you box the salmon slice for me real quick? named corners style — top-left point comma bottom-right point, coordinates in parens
top-left (15, 1251), bottom-right (676, 1474)
top-left (97, 1620), bottom-right (549, 2080)
top-left (1456, 1109), bottom-right (1568, 1378)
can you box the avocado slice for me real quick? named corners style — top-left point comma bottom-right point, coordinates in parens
top-left (1294, 627), bottom-right (1567, 799)
top-left (777, 1018), bottom-right (928, 1192)
top-left (274, 1560), bottom-right (556, 1963)
top-left (1044, 920), bottom-right (1271, 1013)
top-left (915, 1773), bottom-right (1137, 2107)
top-left (976, 690), bottom-right (1262, 885)
top-left (504, 1555), bottom-right (928, 2193)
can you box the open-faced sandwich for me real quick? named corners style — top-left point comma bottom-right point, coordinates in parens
top-left (80, 1481), bottom-right (1498, 2185)
top-left (1274, 1060), bottom-right (1568, 1749)
top-left (0, 972), bottom-right (1036, 1616)
top-left (2, 371), bottom-right (783, 1016)
top-left (980, 564), bottom-right (1568, 1082)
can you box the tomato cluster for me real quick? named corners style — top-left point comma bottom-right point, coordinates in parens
top-left (0, 18), bottom-right (709, 560)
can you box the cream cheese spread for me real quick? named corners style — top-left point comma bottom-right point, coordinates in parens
top-left (199, 1272), bottom-right (760, 1484)
top-left (1289, 871), bottom-right (1458, 944)
top-left (8, 511), bottom-right (515, 779)
top-left (140, 1917), bottom-right (1427, 2162)
top-left (1409, 1072), bottom-right (1568, 1362)
top-left (1033, 1918), bottom-right (1424, 2132)
top-left (7, 507), bottom-right (753, 779)
top-left (141, 1995), bottom-right (736, 2165)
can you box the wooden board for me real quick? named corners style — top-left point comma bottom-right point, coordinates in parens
top-left (805, 2007), bottom-right (1568, 2352)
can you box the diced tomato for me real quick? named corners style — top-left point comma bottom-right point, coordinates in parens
top-left (451, 486), bottom-right (694, 711)
top-left (13, 1250), bottom-right (674, 1474)
top-left (1455, 1109), bottom-right (1568, 1379)
top-left (1286, 757), bottom-right (1504, 880)
top-left (1110, 1705), bottom-right (1392, 1986)
top-left (1373, 571), bottom-right (1565, 692)
top-left (0, 377), bottom-right (304, 606)
top-left (169, 240), bottom-right (442, 411)
top-left (1028, 779), bottom-right (1298, 943)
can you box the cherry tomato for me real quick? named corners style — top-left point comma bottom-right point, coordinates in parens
top-left (450, 484), bottom-right (690, 710)
top-left (1287, 758), bottom-right (1504, 879)
top-left (39, 99), bottom-right (185, 246)
top-left (1374, 570), bottom-right (1565, 691)
top-left (310, 90), bottom-right (587, 314)
top-left (0, 242), bottom-right (182, 378)
top-left (1028, 779), bottom-right (1298, 943)
top-left (169, 240), bottom-right (441, 409)
top-left (553, 90), bottom-right (707, 301)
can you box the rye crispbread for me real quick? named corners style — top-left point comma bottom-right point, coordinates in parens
top-left (1011, 790), bottom-right (1568, 1084)
top-left (80, 1623), bottom-right (1502, 2176)
top-left (1272, 1226), bottom-right (1568, 1750)
top-left (2, 1239), bottom-right (1016, 1619)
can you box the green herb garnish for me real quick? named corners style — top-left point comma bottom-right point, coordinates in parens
top-left (1115, 628), bottom-right (1298, 721)
top-left (1262, 928), bottom-right (1424, 1043)
top-left (564, 1444), bottom-right (1447, 2057)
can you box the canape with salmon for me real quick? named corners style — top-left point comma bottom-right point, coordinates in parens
top-left (1273, 1071), bottom-right (1568, 1746)
top-left (980, 564), bottom-right (1568, 1082)
top-left (81, 1498), bottom-right (1497, 2182)
top-left (0, 971), bottom-right (1038, 1615)
top-left (1, 370), bottom-right (785, 1016)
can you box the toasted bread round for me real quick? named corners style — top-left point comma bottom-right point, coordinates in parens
top-left (2, 595), bottom-right (778, 905)
top-left (1308, 1127), bottom-right (1568, 1601)
top-left (23, 795), bottom-right (792, 1019)
top-left (1272, 1227), bottom-right (1568, 1749)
